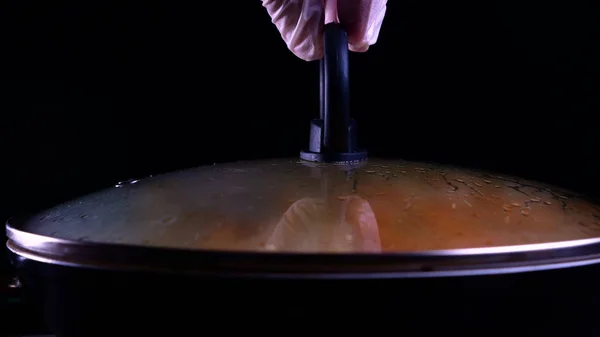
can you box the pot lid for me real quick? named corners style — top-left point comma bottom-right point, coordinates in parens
top-left (10, 159), bottom-right (600, 254)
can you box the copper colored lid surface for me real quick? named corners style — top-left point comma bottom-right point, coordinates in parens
top-left (17, 159), bottom-right (600, 253)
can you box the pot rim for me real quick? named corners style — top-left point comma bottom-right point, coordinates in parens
top-left (7, 216), bottom-right (600, 279)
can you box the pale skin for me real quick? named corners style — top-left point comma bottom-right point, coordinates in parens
top-left (260, 0), bottom-right (386, 250)
top-left (262, 0), bottom-right (387, 61)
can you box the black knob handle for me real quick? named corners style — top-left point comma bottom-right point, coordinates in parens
top-left (300, 23), bottom-right (367, 164)
top-left (322, 23), bottom-right (351, 154)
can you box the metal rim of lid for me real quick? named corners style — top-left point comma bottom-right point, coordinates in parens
top-left (7, 216), bottom-right (600, 279)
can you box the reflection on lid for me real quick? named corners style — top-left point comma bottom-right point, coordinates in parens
top-left (265, 196), bottom-right (381, 253)
top-left (21, 159), bottom-right (600, 253)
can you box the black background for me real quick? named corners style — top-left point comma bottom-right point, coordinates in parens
top-left (1, 1), bottom-right (598, 274)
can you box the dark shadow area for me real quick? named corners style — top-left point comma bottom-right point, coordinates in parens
top-left (1, 1), bottom-right (598, 334)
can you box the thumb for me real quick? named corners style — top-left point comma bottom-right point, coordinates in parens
top-left (323, 0), bottom-right (339, 24)
top-left (262, 0), bottom-right (324, 61)
top-left (337, 0), bottom-right (387, 52)
top-left (345, 196), bottom-right (382, 252)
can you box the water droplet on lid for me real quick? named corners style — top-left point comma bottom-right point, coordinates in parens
top-left (521, 209), bottom-right (530, 216)
top-left (161, 216), bottom-right (176, 224)
top-left (530, 198), bottom-right (541, 202)
top-left (544, 201), bottom-right (552, 205)
top-left (115, 178), bottom-right (140, 188)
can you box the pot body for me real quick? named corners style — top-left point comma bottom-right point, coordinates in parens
top-left (11, 252), bottom-right (600, 337)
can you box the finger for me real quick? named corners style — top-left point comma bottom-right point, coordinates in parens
top-left (323, 0), bottom-right (338, 24)
top-left (337, 0), bottom-right (387, 53)
top-left (345, 196), bottom-right (382, 252)
top-left (266, 198), bottom-right (326, 251)
top-left (262, 0), bottom-right (324, 61)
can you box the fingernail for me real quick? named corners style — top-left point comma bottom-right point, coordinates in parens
top-left (348, 44), bottom-right (369, 53)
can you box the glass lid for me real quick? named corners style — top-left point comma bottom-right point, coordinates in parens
top-left (11, 158), bottom-right (600, 253)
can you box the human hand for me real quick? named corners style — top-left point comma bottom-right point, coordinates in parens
top-left (265, 196), bottom-right (381, 252)
top-left (262, 0), bottom-right (387, 61)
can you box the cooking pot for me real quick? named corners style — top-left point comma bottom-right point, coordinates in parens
top-left (7, 21), bottom-right (600, 337)
top-left (7, 158), bottom-right (600, 336)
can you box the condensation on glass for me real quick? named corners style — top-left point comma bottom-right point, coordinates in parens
top-left (21, 159), bottom-right (600, 253)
